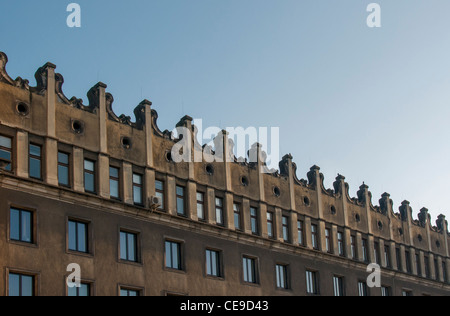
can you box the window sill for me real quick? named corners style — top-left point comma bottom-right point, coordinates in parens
top-left (8, 239), bottom-right (38, 249)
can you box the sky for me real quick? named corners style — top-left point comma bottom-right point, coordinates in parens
top-left (1, 0), bottom-right (450, 223)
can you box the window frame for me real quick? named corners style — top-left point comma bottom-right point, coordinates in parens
top-left (250, 207), bottom-right (259, 236)
top-left (155, 179), bottom-right (165, 211)
top-left (67, 219), bottom-right (89, 254)
top-left (83, 159), bottom-right (96, 194)
top-left (337, 231), bottom-right (345, 257)
top-left (165, 239), bottom-right (184, 271)
top-left (176, 185), bottom-right (186, 216)
top-left (7, 271), bottom-right (37, 297)
top-left (215, 197), bottom-right (224, 226)
top-left (267, 211), bottom-right (274, 239)
top-left (67, 281), bottom-right (92, 297)
top-left (311, 224), bottom-right (319, 250)
top-left (306, 269), bottom-right (319, 295)
top-left (9, 207), bottom-right (35, 245)
top-left (282, 215), bottom-right (290, 243)
top-left (325, 227), bottom-right (332, 253)
top-left (297, 220), bottom-right (304, 246)
top-left (205, 248), bottom-right (223, 279)
top-left (109, 166), bottom-right (121, 200)
top-left (333, 275), bottom-right (345, 297)
top-left (275, 264), bottom-right (289, 290)
top-left (132, 172), bottom-right (144, 206)
top-left (358, 281), bottom-right (369, 297)
top-left (196, 191), bottom-right (206, 221)
top-left (29, 143), bottom-right (42, 180)
top-left (57, 151), bottom-right (71, 187)
top-left (0, 134), bottom-right (13, 172)
top-left (233, 203), bottom-right (242, 231)
top-left (242, 255), bottom-right (259, 285)
top-left (119, 229), bottom-right (140, 264)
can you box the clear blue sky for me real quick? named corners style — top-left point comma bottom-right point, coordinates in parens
top-left (1, 0), bottom-right (450, 223)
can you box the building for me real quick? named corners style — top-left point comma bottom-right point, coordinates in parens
top-left (0, 51), bottom-right (449, 296)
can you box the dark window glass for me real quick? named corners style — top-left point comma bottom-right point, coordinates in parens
top-left (155, 180), bottom-right (165, 210)
top-left (350, 235), bottom-right (357, 259)
top-left (384, 246), bottom-right (391, 268)
top-left (9, 273), bottom-right (34, 296)
top-left (297, 220), bottom-right (304, 246)
top-left (311, 224), bottom-right (318, 250)
top-left (402, 290), bottom-right (413, 297)
top-left (358, 281), bottom-right (368, 297)
top-left (58, 152), bottom-right (70, 186)
top-left (29, 144), bottom-right (41, 179)
top-left (0, 135), bottom-right (12, 172)
top-left (215, 197), bottom-right (224, 226)
top-left (250, 207), bottom-right (259, 235)
top-left (267, 212), bottom-right (274, 238)
top-left (396, 248), bottom-right (402, 270)
top-left (362, 239), bottom-right (369, 262)
top-left (120, 288), bottom-right (140, 297)
top-left (337, 232), bottom-right (345, 256)
top-left (84, 159), bottom-right (96, 193)
top-left (176, 186), bottom-right (185, 216)
top-left (243, 257), bottom-right (257, 284)
top-left (120, 231), bottom-right (138, 262)
top-left (206, 249), bottom-right (221, 277)
top-left (133, 173), bottom-right (143, 205)
top-left (68, 220), bottom-right (88, 253)
top-left (434, 258), bottom-right (440, 281)
top-left (165, 240), bottom-right (182, 270)
top-left (416, 254), bottom-right (422, 276)
top-left (10, 208), bottom-right (32, 243)
top-left (381, 286), bottom-right (391, 297)
top-left (109, 167), bottom-right (120, 199)
top-left (276, 265), bottom-right (288, 289)
top-left (325, 228), bottom-right (332, 253)
top-left (405, 250), bottom-right (412, 274)
top-left (282, 216), bottom-right (289, 242)
top-left (68, 283), bottom-right (90, 296)
top-left (333, 276), bottom-right (344, 296)
top-left (306, 270), bottom-right (318, 294)
top-left (233, 203), bottom-right (241, 230)
top-left (374, 242), bottom-right (380, 264)
top-left (197, 192), bottom-right (205, 220)
top-left (443, 261), bottom-right (448, 283)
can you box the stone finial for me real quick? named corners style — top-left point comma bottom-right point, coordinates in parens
top-left (418, 208), bottom-right (430, 227)
top-left (436, 214), bottom-right (447, 233)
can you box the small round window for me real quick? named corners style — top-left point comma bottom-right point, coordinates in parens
top-left (273, 186), bottom-right (281, 197)
top-left (303, 197), bottom-right (310, 206)
top-left (205, 164), bottom-right (214, 175)
top-left (121, 137), bottom-right (132, 149)
top-left (71, 119), bottom-right (84, 134)
top-left (16, 102), bottom-right (30, 116)
top-left (240, 176), bottom-right (249, 187)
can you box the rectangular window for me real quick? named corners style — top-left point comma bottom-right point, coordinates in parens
top-left (381, 286), bottom-right (391, 297)
top-left (325, 228), bottom-right (332, 253)
top-left (350, 235), bottom-right (357, 259)
top-left (58, 152), bottom-right (70, 187)
top-left (434, 258), bottom-right (440, 281)
top-left (267, 212), bottom-right (274, 239)
top-left (155, 180), bottom-right (165, 210)
top-left (120, 231), bottom-right (138, 262)
top-left (176, 186), bottom-right (185, 216)
top-left (402, 290), bottom-right (413, 297)
top-left (68, 220), bottom-right (88, 253)
top-left (234, 203), bottom-right (241, 230)
top-left (311, 224), bottom-right (318, 250)
top-left (243, 256), bottom-right (258, 284)
top-left (337, 232), bottom-right (345, 256)
top-left (133, 173), bottom-right (143, 205)
top-left (250, 207), bottom-right (259, 235)
top-left (358, 281), bottom-right (368, 297)
top-left (206, 249), bottom-right (222, 278)
top-left (396, 248), bottom-right (402, 270)
top-left (384, 245), bottom-right (391, 268)
top-left (362, 239), bottom-right (369, 263)
top-left (443, 261), bottom-right (447, 283)
top-left (415, 254), bottom-right (422, 276)
top-left (10, 208), bottom-right (33, 243)
top-left (297, 220), bottom-right (304, 246)
top-left (120, 288), bottom-right (140, 297)
top-left (84, 159), bottom-right (96, 193)
top-left (306, 270), bottom-right (318, 295)
top-left (165, 240), bottom-right (182, 270)
top-left (374, 242), bottom-right (380, 265)
top-left (282, 216), bottom-right (289, 242)
top-left (333, 276), bottom-right (344, 297)
top-left (29, 144), bottom-right (42, 179)
top-left (0, 135), bottom-right (12, 172)
top-left (424, 256), bottom-right (430, 278)
top-left (68, 283), bottom-right (90, 296)
top-left (276, 264), bottom-right (289, 289)
top-left (109, 166), bottom-right (120, 199)
top-left (8, 273), bottom-right (34, 296)
top-left (405, 250), bottom-right (412, 274)
top-left (215, 197), bottom-right (224, 226)
top-left (197, 192), bottom-right (205, 220)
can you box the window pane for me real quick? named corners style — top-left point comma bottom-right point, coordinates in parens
top-left (58, 165), bottom-right (69, 186)
top-left (120, 232), bottom-right (127, 260)
top-left (110, 179), bottom-right (119, 198)
top-left (165, 241), bottom-right (172, 268)
top-left (177, 197), bottom-right (185, 215)
top-left (84, 160), bottom-right (94, 171)
top-left (10, 208), bottom-right (20, 241)
top-left (29, 144), bottom-right (41, 157)
top-left (120, 289), bottom-right (128, 297)
top-left (133, 174), bottom-right (142, 185)
top-left (21, 211), bottom-right (31, 243)
top-left (176, 186), bottom-right (184, 197)
top-left (77, 222), bottom-right (87, 253)
top-left (68, 221), bottom-right (77, 251)
top-left (211, 251), bottom-right (218, 276)
top-left (0, 135), bottom-right (12, 148)
top-left (196, 192), bottom-right (204, 202)
top-left (68, 285), bottom-right (77, 297)
top-left (216, 207), bottom-right (223, 225)
top-left (156, 191), bottom-right (164, 209)
top-left (58, 152), bottom-right (69, 164)
top-left (206, 250), bottom-right (212, 275)
top-left (172, 242), bottom-right (179, 269)
top-left (197, 203), bottom-right (204, 220)
top-left (128, 290), bottom-right (138, 297)
top-left (133, 186), bottom-right (142, 204)
top-left (21, 275), bottom-right (33, 296)
top-left (84, 172), bottom-right (95, 192)
top-left (155, 180), bottom-right (164, 191)
top-left (29, 157), bottom-right (41, 179)
top-left (127, 233), bottom-right (136, 261)
top-left (215, 198), bottom-right (222, 207)
top-left (8, 273), bottom-right (20, 296)
top-left (79, 283), bottom-right (90, 297)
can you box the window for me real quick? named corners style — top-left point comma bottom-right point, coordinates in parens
top-left (250, 207), bottom-right (259, 235)
top-left (282, 216), bottom-right (289, 242)
top-left (10, 208), bottom-right (33, 243)
top-left (165, 240), bottom-right (182, 270)
top-left (215, 197), bottom-right (224, 226)
top-left (84, 159), bottom-right (96, 193)
top-left (434, 258), bottom-right (440, 281)
top-left (109, 167), bottom-right (120, 199)
top-left (120, 288), bottom-right (140, 297)
top-left (267, 212), bottom-right (274, 239)
top-left (358, 281), bottom-right (368, 297)
top-left (384, 245), bottom-right (391, 268)
top-left (68, 220), bottom-right (88, 253)
top-left (443, 261), bottom-right (448, 283)
top-left (197, 192), bottom-right (205, 220)
top-left (155, 180), bottom-right (165, 210)
top-left (396, 248), bottom-right (402, 270)
top-left (362, 239), bottom-right (369, 263)
top-left (402, 290), bottom-right (413, 297)
top-left (381, 286), bottom-right (391, 297)
top-left (120, 231), bottom-right (138, 262)
top-left (58, 152), bottom-right (70, 187)
top-left (311, 224), bottom-right (319, 250)
top-left (350, 235), bottom-right (357, 259)
top-left (68, 283), bottom-right (90, 296)
top-left (337, 232), bottom-right (345, 256)
top-left (297, 220), bottom-right (304, 246)
top-left (424, 256), bottom-right (430, 278)
top-left (0, 135), bottom-right (12, 171)
top-left (133, 173), bottom-right (143, 205)
top-left (234, 203), bottom-right (241, 230)
top-left (306, 270), bottom-right (318, 295)
top-left (243, 256), bottom-right (258, 284)
top-left (29, 144), bottom-right (42, 179)
top-left (8, 273), bottom-right (34, 296)
top-left (325, 228), bottom-right (332, 253)
top-left (333, 276), bottom-right (344, 296)
top-left (405, 250), bottom-right (412, 274)
top-left (415, 254), bottom-right (422, 276)
top-left (206, 249), bottom-right (222, 278)
top-left (276, 264), bottom-right (289, 289)
top-left (374, 242), bottom-right (380, 265)
top-left (176, 186), bottom-right (185, 216)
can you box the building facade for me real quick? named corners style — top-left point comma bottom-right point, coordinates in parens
top-left (0, 51), bottom-right (449, 296)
